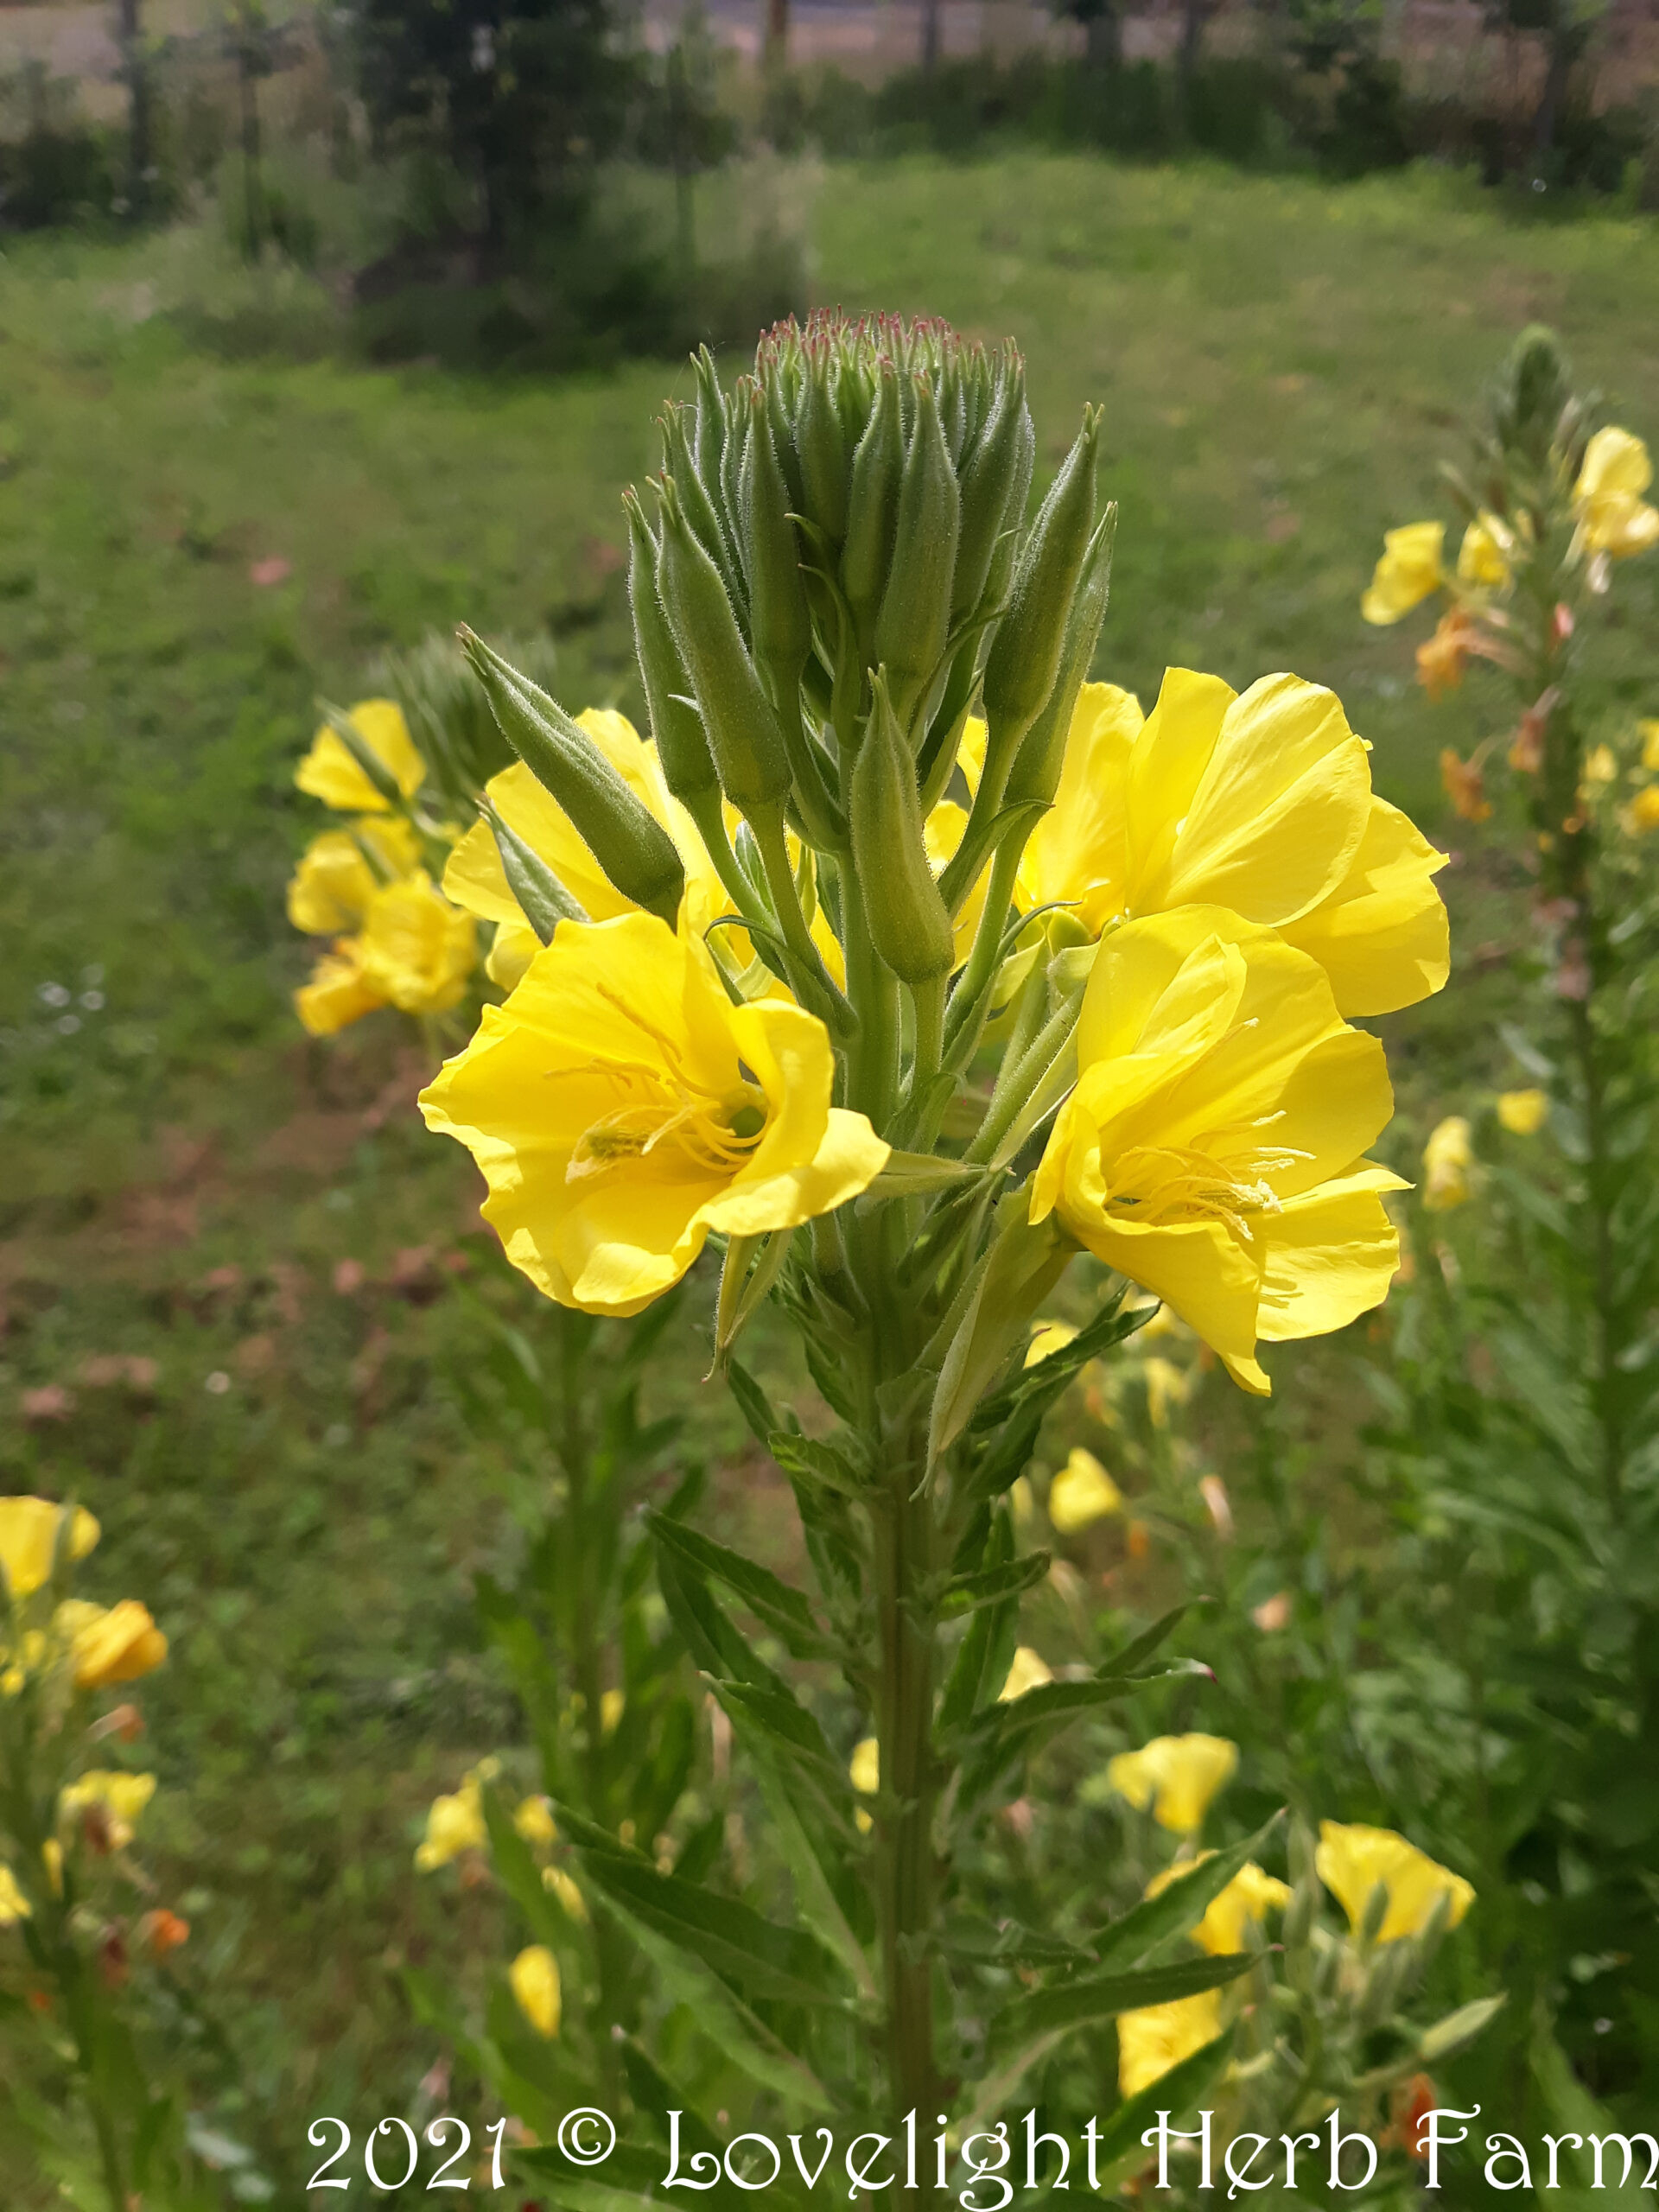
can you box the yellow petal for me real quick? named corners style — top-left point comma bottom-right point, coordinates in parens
top-left (1278, 798), bottom-right (1449, 1017)
top-left (1361, 522), bottom-right (1446, 625)
top-left (1316, 1821), bottom-right (1473, 1943)
top-left (0, 1863), bottom-right (30, 1924)
top-left (296, 700), bottom-right (424, 813)
top-left (1107, 1734), bottom-right (1237, 1832)
top-left (509, 1944), bottom-right (562, 2037)
top-left (1497, 1088), bottom-right (1548, 1135)
top-left (1116, 1991), bottom-right (1225, 2098)
top-left (358, 874), bottom-right (476, 1016)
top-left (0, 1499), bottom-right (101, 1600)
top-left (69, 1599), bottom-right (168, 1688)
top-left (1252, 1166), bottom-right (1407, 1344)
top-left (1047, 1447), bottom-right (1122, 1533)
top-left (486, 918), bottom-right (541, 992)
top-left (296, 938), bottom-right (386, 1036)
top-left (849, 1737), bottom-right (880, 1795)
top-left (998, 1646), bottom-right (1053, 1700)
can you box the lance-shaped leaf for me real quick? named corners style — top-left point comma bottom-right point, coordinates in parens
top-left (648, 1511), bottom-right (834, 1661)
top-left (653, 1542), bottom-right (791, 1697)
top-left (989, 1948), bottom-right (1257, 2053)
top-left (1084, 1812), bottom-right (1287, 1968)
top-left (939, 1548), bottom-right (1052, 1620)
top-left (1088, 2029), bottom-right (1236, 2192)
top-left (480, 795), bottom-right (588, 944)
top-left (559, 1806), bottom-right (852, 2009)
top-left (954, 1667), bottom-right (1205, 1806)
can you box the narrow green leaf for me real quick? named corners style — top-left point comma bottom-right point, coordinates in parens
top-left (940, 1548), bottom-right (1051, 1619)
top-left (1090, 2028), bottom-right (1236, 2189)
top-left (769, 1429), bottom-right (865, 1497)
top-left (1084, 1812), bottom-right (1286, 1967)
top-left (991, 1949), bottom-right (1256, 2050)
top-left (726, 1359), bottom-right (781, 1449)
top-left (1100, 1602), bottom-right (1200, 1681)
top-left (648, 1511), bottom-right (832, 1660)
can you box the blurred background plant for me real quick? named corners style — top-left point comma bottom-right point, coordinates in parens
top-left (1, 1497), bottom-right (272, 2208)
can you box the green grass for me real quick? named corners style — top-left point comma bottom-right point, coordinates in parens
top-left (4, 151), bottom-right (1659, 2193)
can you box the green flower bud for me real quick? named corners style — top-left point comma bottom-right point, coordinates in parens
top-left (459, 628), bottom-right (686, 928)
top-left (1003, 505), bottom-right (1116, 813)
top-left (482, 796), bottom-right (589, 944)
top-left (795, 343), bottom-right (849, 548)
top-left (841, 360), bottom-right (903, 664)
top-left (741, 383), bottom-right (813, 711)
top-left (874, 373), bottom-right (962, 736)
top-left (850, 669), bottom-right (954, 985)
top-left (655, 480), bottom-right (792, 819)
top-left (952, 353), bottom-right (1030, 623)
top-left (982, 407), bottom-right (1102, 795)
top-left (660, 402), bottom-right (740, 603)
top-left (624, 488), bottom-right (717, 804)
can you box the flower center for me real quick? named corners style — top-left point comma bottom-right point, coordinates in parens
top-left (1105, 1125), bottom-right (1308, 1243)
top-left (555, 989), bottom-right (769, 1187)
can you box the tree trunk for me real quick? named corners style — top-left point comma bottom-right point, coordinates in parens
top-left (1529, 13), bottom-right (1572, 165)
top-left (921, 0), bottom-right (941, 73)
top-left (117, 0), bottom-right (150, 216)
top-left (764, 0), bottom-right (789, 72)
top-left (238, 40), bottom-right (263, 259)
top-left (1179, 0), bottom-right (1208, 102)
top-left (1084, 2), bottom-right (1122, 69)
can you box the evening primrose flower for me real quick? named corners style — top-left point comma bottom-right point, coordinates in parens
top-left (509, 1944), bottom-right (562, 2038)
top-left (67, 1599), bottom-right (168, 1689)
top-left (287, 819), bottom-right (423, 937)
top-left (1000, 673), bottom-right (1448, 1020)
top-left (0, 1863), bottom-right (30, 1924)
top-left (420, 912), bottom-right (888, 1316)
top-left (1047, 1447), bottom-right (1122, 1533)
top-left (999, 1647), bottom-right (1053, 1701)
top-left (359, 874), bottom-right (476, 1016)
top-left (1116, 1990), bottom-right (1224, 2098)
top-left (1416, 608), bottom-right (1479, 702)
top-left (295, 700), bottom-right (425, 813)
top-left (1573, 429), bottom-right (1659, 560)
top-left (850, 1736), bottom-right (879, 1834)
top-left (415, 1771), bottom-right (489, 1871)
top-left (1422, 1116), bottom-right (1474, 1211)
top-left (0, 1498), bottom-right (99, 1601)
top-left (58, 1770), bottom-right (156, 1849)
top-left (1316, 1821), bottom-right (1473, 1943)
top-left (1625, 786), bottom-right (1659, 836)
top-left (296, 938), bottom-right (385, 1038)
top-left (1146, 1854), bottom-right (1291, 1955)
top-left (1497, 1088), bottom-right (1548, 1135)
top-left (1107, 1734), bottom-right (1238, 1834)
top-left (1361, 523), bottom-right (1446, 624)
top-left (1456, 514), bottom-right (1513, 589)
top-left (513, 1796), bottom-right (557, 1849)
top-left (1033, 911), bottom-right (1406, 1394)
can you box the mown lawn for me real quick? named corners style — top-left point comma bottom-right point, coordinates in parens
top-left (3, 152), bottom-right (1659, 2191)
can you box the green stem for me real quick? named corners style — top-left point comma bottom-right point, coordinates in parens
top-left (872, 1451), bottom-right (940, 2130)
top-left (751, 804), bottom-right (855, 1035)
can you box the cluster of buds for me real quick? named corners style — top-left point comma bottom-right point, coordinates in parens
top-left (1362, 326), bottom-right (1657, 916)
top-left (462, 312), bottom-right (1109, 1058)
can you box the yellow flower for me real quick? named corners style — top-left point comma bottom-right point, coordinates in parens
top-left (295, 938), bottom-right (385, 1037)
top-left (1146, 1855), bottom-right (1291, 1955)
top-left (1362, 522), bottom-right (1446, 624)
top-left (59, 1770), bottom-right (156, 1849)
top-left (1107, 1734), bottom-right (1238, 1834)
top-left (1007, 674), bottom-right (1447, 1020)
top-left (1496, 1089), bottom-right (1548, 1136)
top-left (1025, 1318), bottom-right (1079, 1368)
top-left (600, 1688), bottom-right (626, 1738)
top-left (1422, 1116), bottom-right (1473, 1211)
top-left (543, 1865), bottom-right (588, 1922)
top-left (1117, 1990), bottom-right (1224, 2098)
top-left (1625, 785), bottom-right (1659, 836)
top-left (296, 700), bottom-right (425, 813)
top-left (41, 1839), bottom-right (63, 1896)
top-left (509, 1944), bottom-right (562, 2038)
top-left (1316, 1821), bottom-right (1473, 1944)
top-left (415, 1776), bottom-right (488, 1871)
top-left (287, 819), bottom-right (423, 936)
top-left (1640, 719), bottom-right (1659, 773)
top-left (1141, 1355), bottom-right (1190, 1430)
top-left (999, 1646), bottom-right (1053, 1701)
top-left (513, 1796), bottom-right (557, 1849)
top-left (0, 1862), bottom-right (30, 1924)
top-left (67, 1600), bottom-right (168, 1689)
top-left (1573, 429), bottom-right (1659, 560)
top-left (1582, 744), bottom-right (1618, 788)
top-left (0, 1498), bottom-right (99, 1601)
top-left (359, 874), bottom-right (476, 1016)
top-left (420, 912), bottom-right (888, 1317)
top-left (1032, 911), bottom-right (1406, 1394)
top-left (1456, 514), bottom-right (1513, 589)
top-left (849, 1737), bottom-right (880, 1796)
top-left (1047, 1447), bottom-right (1122, 1534)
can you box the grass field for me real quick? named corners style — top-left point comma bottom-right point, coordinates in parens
top-left (5, 152), bottom-right (1659, 2191)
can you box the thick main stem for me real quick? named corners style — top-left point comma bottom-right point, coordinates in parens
top-left (873, 1462), bottom-right (939, 2126)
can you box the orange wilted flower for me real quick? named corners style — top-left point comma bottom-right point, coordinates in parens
top-left (1440, 748), bottom-right (1493, 823)
top-left (138, 1909), bottom-right (191, 1960)
top-left (1416, 608), bottom-right (1478, 700)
